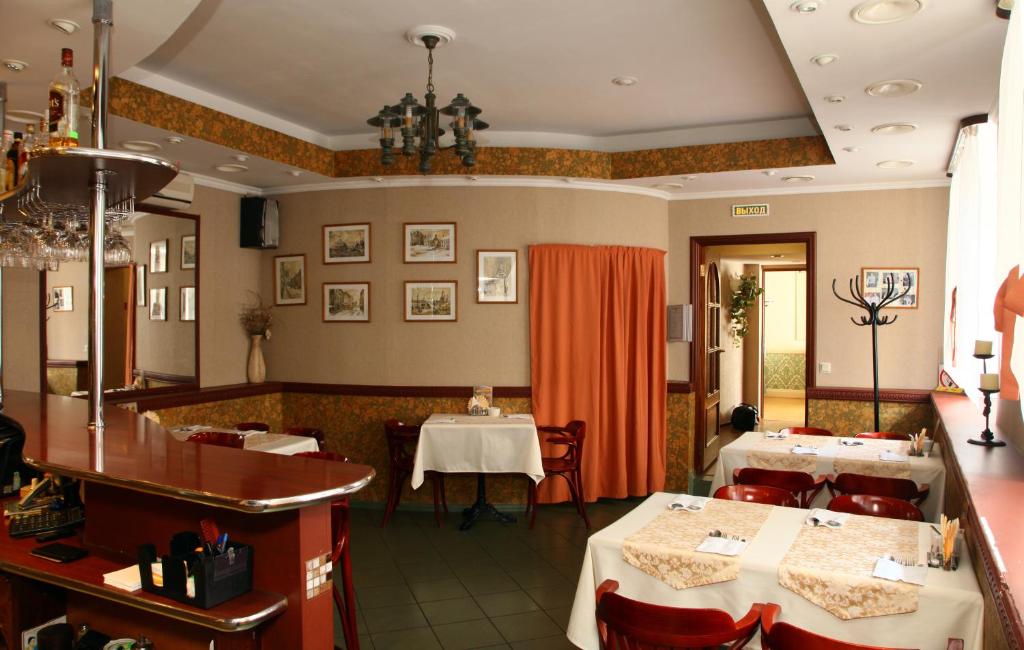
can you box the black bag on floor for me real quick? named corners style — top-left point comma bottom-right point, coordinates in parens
top-left (730, 403), bottom-right (759, 432)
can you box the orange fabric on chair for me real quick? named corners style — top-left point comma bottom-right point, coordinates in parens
top-left (529, 244), bottom-right (667, 503)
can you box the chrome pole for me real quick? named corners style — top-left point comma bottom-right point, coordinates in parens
top-left (0, 81), bottom-right (6, 411)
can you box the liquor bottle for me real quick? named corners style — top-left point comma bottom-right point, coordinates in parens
top-left (6, 133), bottom-right (21, 191)
top-left (18, 126), bottom-right (31, 182)
top-left (48, 48), bottom-right (80, 147)
top-left (37, 118), bottom-right (47, 152)
top-left (0, 130), bottom-right (10, 192)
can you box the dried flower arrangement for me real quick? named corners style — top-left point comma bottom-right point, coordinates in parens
top-left (239, 292), bottom-right (273, 340)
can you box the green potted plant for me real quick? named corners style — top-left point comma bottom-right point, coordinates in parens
top-left (729, 274), bottom-right (763, 346)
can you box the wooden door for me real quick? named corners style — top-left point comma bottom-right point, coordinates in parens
top-left (102, 267), bottom-right (131, 389)
top-left (702, 262), bottom-right (723, 472)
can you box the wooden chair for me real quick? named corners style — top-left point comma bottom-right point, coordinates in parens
top-left (855, 432), bottom-right (911, 441)
top-left (714, 484), bottom-right (798, 508)
top-left (827, 495), bottom-right (924, 521)
top-left (780, 426), bottom-right (833, 436)
top-left (732, 467), bottom-right (827, 508)
top-left (235, 421), bottom-right (270, 432)
top-left (828, 473), bottom-right (929, 506)
top-left (294, 451), bottom-right (358, 650)
top-left (382, 419), bottom-right (447, 527)
top-left (186, 431), bottom-right (245, 448)
top-left (760, 603), bottom-right (915, 649)
top-left (526, 420), bottom-right (590, 529)
top-left (596, 579), bottom-right (763, 649)
top-left (285, 426), bottom-right (326, 451)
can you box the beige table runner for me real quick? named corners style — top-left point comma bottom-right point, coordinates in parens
top-left (746, 435), bottom-right (912, 479)
top-left (833, 439), bottom-right (913, 479)
top-left (746, 434), bottom-right (827, 473)
top-left (622, 499), bottom-right (773, 589)
top-left (778, 513), bottom-right (920, 619)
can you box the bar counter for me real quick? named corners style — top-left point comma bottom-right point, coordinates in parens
top-left (0, 390), bottom-right (376, 649)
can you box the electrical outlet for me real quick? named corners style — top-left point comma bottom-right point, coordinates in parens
top-left (818, 361), bottom-right (832, 374)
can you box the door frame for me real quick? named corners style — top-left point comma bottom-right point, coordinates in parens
top-left (690, 232), bottom-right (817, 473)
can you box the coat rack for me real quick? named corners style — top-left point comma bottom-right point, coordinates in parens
top-left (831, 275), bottom-right (910, 431)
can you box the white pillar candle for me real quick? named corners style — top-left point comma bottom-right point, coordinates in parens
top-left (980, 373), bottom-right (1000, 391)
top-left (975, 340), bottom-right (993, 356)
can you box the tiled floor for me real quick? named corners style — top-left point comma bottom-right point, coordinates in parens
top-left (338, 499), bottom-right (643, 649)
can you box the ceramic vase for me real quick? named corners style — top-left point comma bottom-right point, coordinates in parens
top-left (247, 334), bottom-right (266, 384)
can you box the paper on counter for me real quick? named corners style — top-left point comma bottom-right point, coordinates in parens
top-left (696, 536), bottom-right (748, 556)
top-left (103, 563), bottom-right (163, 592)
top-left (872, 557), bottom-right (927, 586)
top-left (668, 494), bottom-right (710, 512)
top-left (880, 450), bottom-right (909, 462)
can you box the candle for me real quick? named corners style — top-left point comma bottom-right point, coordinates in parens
top-left (975, 340), bottom-right (993, 356)
top-left (980, 373), bottom-right (1000, 391)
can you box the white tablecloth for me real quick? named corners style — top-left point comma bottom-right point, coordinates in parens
top-left (169, 426), bottom-right (319, 456)
top-left (709, 432), bottom-right (947, 522)
top-left (411, 413), bottom-right (544, 489)
top-left (567, 493), bottom-right (982, 650)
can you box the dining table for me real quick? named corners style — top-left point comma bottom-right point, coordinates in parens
top-left (412, 413), bottom-right (545, 530)
top-left (566, 492), bottom-right (983, 650)
top-left (709, 431), bottom-right (947, 522)
top-left (168, 425), bottom-right (321, 456)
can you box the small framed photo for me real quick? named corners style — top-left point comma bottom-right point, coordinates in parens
top-left (477, 250), bottom-right (518, 303)
top-left (274, 254), bottom-right (307, 306)
top-left (52, 286), bottom-right (73, 312)
top-left (405, 281), bottom-right (457, 321)
top-left (323, 282), bottom-right (370, 322)
top-left (181, 235), bottom-right (197, 269)
top-left (323, 223), bottom-right (370, 264)
top-left (150, 239), bottom-right (168, 273)
top-left (180, 286), bottom-right (196, 321)
top-left (136, 264), bottom-right (147, 306)
top-left (861, 267), bottom-right (919, 309)
top-left (149, 287), bottom-right (167, 321)
top-left (404, 222), bottom-right (456, 263)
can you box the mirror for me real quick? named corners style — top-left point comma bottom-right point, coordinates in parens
top-left (43, 210), bottom-right (198, 396)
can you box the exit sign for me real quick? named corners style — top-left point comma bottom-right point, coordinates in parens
top-left (732, 203), bottom-right (769, 218)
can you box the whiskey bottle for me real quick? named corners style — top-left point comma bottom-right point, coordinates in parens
top-left (48, 48), bottom-right (80, 147)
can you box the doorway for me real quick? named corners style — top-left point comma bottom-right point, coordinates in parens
top-left (762, 266), bottom-right (808, 431)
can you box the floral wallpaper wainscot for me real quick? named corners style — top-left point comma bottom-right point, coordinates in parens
top-left (808, 399), bottom-right (932, 437)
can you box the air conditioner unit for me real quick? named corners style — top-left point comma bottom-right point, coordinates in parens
top-left (141, 173), bottom-right (195, 210)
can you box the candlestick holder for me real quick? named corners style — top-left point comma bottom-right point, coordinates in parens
top-left (973, 352), bottom-right (994, 374)
top-left (968, 388), bottom-right (1006, 447)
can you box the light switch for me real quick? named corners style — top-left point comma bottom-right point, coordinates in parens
top-left (818, 361), bottom-right (832, 374)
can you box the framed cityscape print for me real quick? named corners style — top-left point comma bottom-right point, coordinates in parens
top-left (274, 254), bottom-right (307, 305)
top-left (149, 239), bottom-right (168, 273)
top-left (323, 223), bottom-right (370, 264)
top-left (405, 281), bottom-right (457, 321)
top-left (149, 288), bottom-right (167, 321)
top-left (136, 264), bottom-right (147, 306)
top-left (404, 222), bottom-right (456, 263)
top-left (323, 282), bottom-right (370, 322)
top-left (180, 286), bottom-right (196, 321)
top-left (861, 267), bottom-right (919, 309)
top-left (52, 286), bottom-right (73, 312)
top-left (477, 249), bottom-right (518, 303)
top-left (181, 235), bottom-right (197, 269)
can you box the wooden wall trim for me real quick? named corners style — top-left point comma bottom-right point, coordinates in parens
top-left (46, 359), bottom-right (88, 369)
top-left (132, 369), bottom-right (197, 386)
top-left (135, 382), bottom-right (285, 411)
top-left (667, 381), bottom-right (693, 394)
top-left (807, 386), bottom-right (932, 403)
top-left (280, 382), bottom-right (532, 398)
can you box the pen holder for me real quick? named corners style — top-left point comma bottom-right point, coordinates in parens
top-left (138, 530), bottom-right (253, 609)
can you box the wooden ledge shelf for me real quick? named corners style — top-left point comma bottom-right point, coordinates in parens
top-left (0, 534), bottom-right (285, 632)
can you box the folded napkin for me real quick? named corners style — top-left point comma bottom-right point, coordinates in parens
top-left (433, 417), bottom-right (458, 423)
top-left (668, 495), bottom-right (710, 512)
top-left (764, 431), bottom-right (788, 439)
top-left (872, 557), bottom-right (927, 586)
top-left (880, 449), bottom-right (909, 462)
top-left (696, 536), bottom-right (748, 556)
top-left (839, 438), bottom-right (864, 446)
top-left (805, 509), bottom-right (850, 528)
top-left (501, 414), bottom-right (532, 420)
top-left (792, 444), bottom-right (819, 455)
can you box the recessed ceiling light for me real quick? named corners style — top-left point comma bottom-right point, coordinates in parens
top-left (165, 136), bottom-right (184, 144)
top-left (824, 95), bottom-right (845, 104)
top-left (843, 146), bottom-right (862, 152)
top-left (865, 78), bottom-right (922, 98)
top-left (119, 140), bottom-right (162, 153)
top-left (851, 0), bottom-right (923, 24)
top-left (876, 159), bottom-right (914, 168)
top-left (47, 18), bottom-right (80, 35)
top-left (287, 170), bottom-right (302, 177)
top-left (214, 163), bottom-right (248, 173)
top-left (811, 54), bottom-right (839, 66)
top-left (782, 175), bottom-right (815, 182)
top-left (231, 154), bottom-right (249, 162)
top-left (654, 183), bottom-right (685, 190)
top-left (834, 124), bottom-right (854, 132)
top-left (2, 60), bottom-right (28, 72)
top-left (871, 122), bottom-right (917, 135)
top-left (791, 0), bottom-right (824, 12)
top-left (611, 76), bottom-right (638, 87)
top-left (5, 109), bottom-right (44, 124)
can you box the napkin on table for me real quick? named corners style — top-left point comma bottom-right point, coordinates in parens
top-left (805, 508), bottom-right (850, 528)
top-left (502, 414), bottom-right (533, 420)
top-left (764, 431), bottom-right (788, 439)
top-left (792, 444), bottom-right (819, 455)
top-left (839, 439), bottom-right (864, 446)
top-left (872, 557), bottom-right (927, 586)
top-left (668, 494), bottom-right (710, 511)
top-left (880, 449), bottom-right (909, 462)
top-left (696, 536), bottom-right (748, 556)
top-left (433, 417), bottom-right (457, 423)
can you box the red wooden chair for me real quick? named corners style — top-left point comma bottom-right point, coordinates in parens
top-left (526, 420), bottom-right (589, 530)
top-left (827, 495), bottom-right (924, 521)
top-left (285, 426), bottom-right (326, 451)
top-left (828, 473), bottom-right (929, 506)
top-left (714, 484), bottom-right (798, 508)
top-left (732, 467), bottom-right (827, 508)
top-left (235, 421), bottom-right (270, 432)
top-left (760, 603), bottom-right (916, 649)
top-left (596, 579), bottom-right (763, 649)
top-left (294, 451), bottom-right (358, 650)
top-left (382, 419), bottom-right (447, 527)
top-left (780, 426), bottom-right (833, 436)
top-left (855, 432), bottom-right (911, 441)
top-left (186, 431), bottom-right (245, 448)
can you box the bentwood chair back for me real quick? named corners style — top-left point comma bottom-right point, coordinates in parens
top-left (596, 579), bottom-right (763, 649)
top-left (235, 421), bottom-right (270, 432)
top-left (759, 603), bottom-right (915, 649)
top-left (382, 419), bottom-right (447, 527)
top-left (186, 431), bottom-right (245, 448)
top-left (829, 473), bottom-right (929, 506)
top-left (285, 426), bottom-right (326, 450)
top-left (855, 432), bottom-right (911, 441)
top-left (827, 494), bottom-right (924, 521)
top-left (780, 426), bottom-right (833, 437)
top-left (732, 467), bottom-right (826, 508)
top-left (714, 484), bottom-right (798, 508)
top-left (527, 420), bottom-right (590, 529)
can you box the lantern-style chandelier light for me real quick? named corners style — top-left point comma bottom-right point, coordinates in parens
top-left (367, 26), bottom-right (488, 174)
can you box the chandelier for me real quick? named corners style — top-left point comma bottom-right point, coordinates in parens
top-left (367, 27), bottom-right (488, 174)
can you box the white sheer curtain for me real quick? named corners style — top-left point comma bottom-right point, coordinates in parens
top-left (1000, 8), bottom-right (1024, 399)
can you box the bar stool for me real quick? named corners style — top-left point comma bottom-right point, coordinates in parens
top-left (295, 450), bottom-right (358, 650)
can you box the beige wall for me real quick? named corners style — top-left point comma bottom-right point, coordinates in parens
top-left (45, 262), bottom-right (88, 361)
top-left (3, 268), bottom-right (40, 392)
top-left (262, 186), bottom-right (670, 385)
top-left (669, 187), bottom-right (949, 390)
top-left (764, 269), bottom-right (806, 354)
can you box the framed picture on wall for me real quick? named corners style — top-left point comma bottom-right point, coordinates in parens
top-left (323, 223), bottom-right (370, 264)
top-left (274, 254), bottom-right (307, 305)
top-left (136, 264), bottom-right (147, 306)
top-left (52, 286), bottom-right (73, 312)
top-left (149, 288), bottom-right (167, 321)
top-left (861, 267), bottom-right (919, 309)
top-left (323, 282), bottom-right (370, 322)
top-left (476, 250), bottom-right (518, 303)
top-left (181, 235), bottom-right (197, 270)
top-left (150, 239), bottom-right (168, 273)
top-left (404, 223), bottom-right (456, 263)
top-left (180, 286), bottom-right (196, 321)
top-left (405, 281), bottom-right (457, 321)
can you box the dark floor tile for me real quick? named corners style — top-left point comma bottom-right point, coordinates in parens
top-left (512, 569), bottom-right (573, 591)
top-left (357, 583), bottom-right (417, 609)
top-left (432, 618), bottom-right (506, 650)
top-left (361, 603), bottom-right (429, 633)
top-left (411, 578), bottom-right (471, 602)
top-left (371, 626), bottom-right (442, 650)
top-left (492, 611), bottom-right (563, 642)
top-left (525, 585), bottom-right (575, 610)
top-left (474, 590), bottom-right (541, 617)
top-left (509, 635), bottom-right (577, 649)
top-left (419, 596), bottom-right (487, 625)
top-left (401, 561), bottom-right (457, 583)
top-left (545, 606), bottom-right (573, 631)
top-left (459, 571), bottom-right (521, 595)
top-left (353, 563), bottom-right (405, 588)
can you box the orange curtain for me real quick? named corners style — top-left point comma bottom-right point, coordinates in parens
top-left (529, 244), bottom-right (667, 503)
